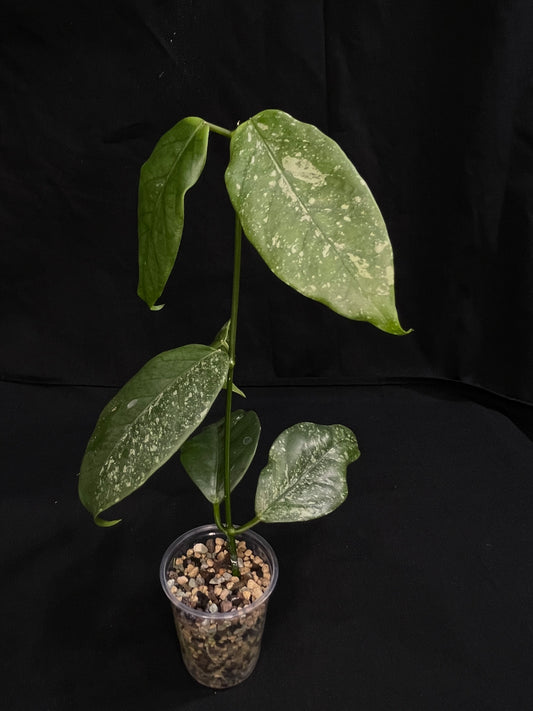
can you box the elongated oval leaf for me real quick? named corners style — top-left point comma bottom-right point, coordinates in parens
top-left (79, 344), bottom-right (229, 525)
top-left (138, 116), bottom-right (209, 309)
top-left (255, 422), bottom-right (360, 523)
top-left (180, 410), bottom-right (261, 504)
top-left (225, 109), bottom-right (409, 335)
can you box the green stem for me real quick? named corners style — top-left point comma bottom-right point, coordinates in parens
top-left (213, 502), bottom-right (223, 532)
top-left (233, 516), bottom-right (260, 535)
top-left (223, 211), bottom-right (243, 574)
top-left (205, 121), bottom-right (233, 138)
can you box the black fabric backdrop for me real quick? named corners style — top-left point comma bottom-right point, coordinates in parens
top-left (3, 2), bottom-right (533, 710)
top-left (2, 0), bottom-right (533, 400)
top-left (3, 380), bottom-right (533, 711)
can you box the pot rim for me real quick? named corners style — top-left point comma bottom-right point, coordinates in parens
top-left (159, 523), bottom-right (279, 620)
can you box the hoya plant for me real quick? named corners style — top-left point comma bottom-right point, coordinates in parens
top-left (78, 109), bottom-right (408, 570)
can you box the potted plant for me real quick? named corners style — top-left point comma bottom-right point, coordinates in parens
top-left (78, 109), bottom-right (409, 688)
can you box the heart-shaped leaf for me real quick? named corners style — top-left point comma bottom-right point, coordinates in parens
top-left (138, 116), bottom-right (209, 309)
top-left (180, 410), bottom-right (261, 504)
top-left (79, 343), bottom-right (229, 525)
top-left (255, 422), bottom-right (360, 523)
top-left (225, 109), bottom-right (409, 335)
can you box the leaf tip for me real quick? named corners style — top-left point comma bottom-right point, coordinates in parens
top-left (392, 324), bottom-right (413, 336)
top-left (376, 317), bottom-right (413, 337)
top-left (94, 514), bottom-right (122, 528)
top-left (136, 286), bottom-right (164, 311)
top-left (232, 383), bottom-right (246, 398)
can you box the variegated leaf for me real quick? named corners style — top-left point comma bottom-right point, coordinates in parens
top-left (255, 422), bottom-right (360, 523)
top-left (79, 344), bottom-right (229, 525)
top-left (225, 109), bottom-right (409, 335)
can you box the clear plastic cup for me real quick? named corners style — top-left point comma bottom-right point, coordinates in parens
top-left (160, 524), bottom-right (279, 688)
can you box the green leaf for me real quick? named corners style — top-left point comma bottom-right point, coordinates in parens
top-left (180, 410), bottom-right (260, 504)
top-left (210, 320), bottom-right (231, 353)
top-left (231, 383), bottom-right (246, 398)
top-left (138, 116), bottom-right (209, 309)
top-left (78, 343), bottom-right (229, 525)
top-left (225, 109), bottom-right (409, 335)
top-left (254, 422), bottom-right (360, 523)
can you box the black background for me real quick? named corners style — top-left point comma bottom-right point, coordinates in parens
top-left (2, 1), bottom-right (533, 709)
top-left (2, 0), bottom-right (533, 399)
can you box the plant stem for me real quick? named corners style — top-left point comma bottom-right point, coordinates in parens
top-left (205, 121), bottom-right (233, 138)
top-left (213, 502), bottom-right (223, 531)
top-left (222, 210), bottom-right (243, 574)
top-left (233, 516), bottom-right (260, 535)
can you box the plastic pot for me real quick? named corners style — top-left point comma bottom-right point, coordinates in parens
top-left (160, 524), bottom-right (279, 688)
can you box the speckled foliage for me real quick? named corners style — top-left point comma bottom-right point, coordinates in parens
top-left (79, 344), bottom-right (229, 525)
top-left (79, 108), bottom-right (408, 560)
top-left (225, 110), bottom-right (407, 335)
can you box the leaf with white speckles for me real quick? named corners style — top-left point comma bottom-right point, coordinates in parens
top-left (225, 109), bottom-right (409, 335)
top-left (254, 422), bottom-right (360, 523)
top-left (78, 343), bottom-right (229, 525)
top-left (138, 116), bottom-right (209, 309)
top-left (180, 410), bottom-right (261, 503)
